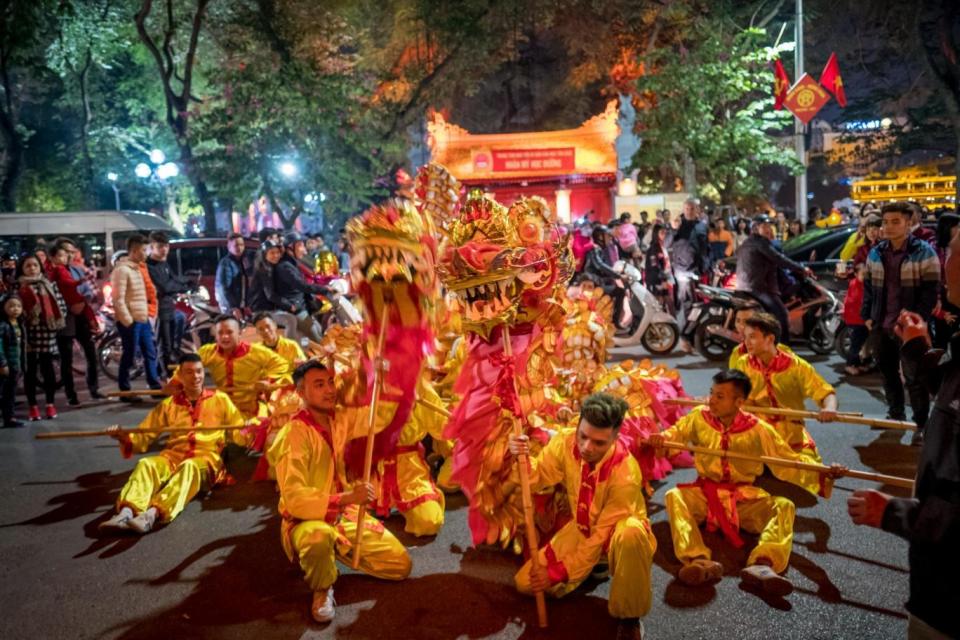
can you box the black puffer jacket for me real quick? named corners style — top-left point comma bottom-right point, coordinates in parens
top-left (146, 257), bottom-right (191, 319)
top-left (248, 262), bottom-right (275, 312)
top-left (734, 233), bottom-right (805, 296)
top-left (270, 254), bottom-right (328, 313)
top-left (582, 246), bottom-right (620, 284)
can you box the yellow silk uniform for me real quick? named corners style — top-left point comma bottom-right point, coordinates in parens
top-left (195, 342), bottom-right (291, 418)
top-left (371, 380), bottom-right (446, 537)
top-left (270, 409), bottom-right (411, 591)
top-left (727, 342), bottom-right (793, 370)
top-left (514, 430), bottom-right (657, 619)
top-left (116, 390), bottom-right (246, 522)
top-left (263, 336), bottom-right (305, 374)
top-left (733, 347), bottom-right (834, 463)
top-left (660, 406), bottom-right (832, 574)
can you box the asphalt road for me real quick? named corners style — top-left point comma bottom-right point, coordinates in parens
top-left (0, 346), bottom-right (918, 640)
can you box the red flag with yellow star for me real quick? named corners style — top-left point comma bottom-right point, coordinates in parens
top-left (773, 58), bottom-right (790, 110)
top-left (819, 52), bottom-right (847, 107)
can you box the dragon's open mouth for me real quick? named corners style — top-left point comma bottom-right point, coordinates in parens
top-left (353, 244), bottom-right (421, 283)
top-left (449, 275), bottom-right (521, 322)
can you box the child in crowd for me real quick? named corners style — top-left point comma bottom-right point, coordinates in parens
top-left (842, 262), bottom-right (870, 375)
top-left (0, 293), bottom-right (26, 428)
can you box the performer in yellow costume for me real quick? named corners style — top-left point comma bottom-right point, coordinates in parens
top-left (733, 313), bottom-right (838, 462)
top-left (371, 378), bottom-right (446, 536)
top-left (170, 315), bottom-right (291, 418)
top-left (727, 307), bottom-right (793, 370)
top-left (508, 393), bottom-right (655, 640)
top-left (99, 353), bottom-right (248, 534)
top-left (270, 360), bottom-right (411, 624)
top-left (648, 369), bottom-right (844, 596)
top-left (252, 311), bottom-right (306, 373)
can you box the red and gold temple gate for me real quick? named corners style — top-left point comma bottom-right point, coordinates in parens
top-left (427, 101), bottom-right (619, 222)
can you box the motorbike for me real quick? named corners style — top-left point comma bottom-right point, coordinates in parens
top-left (611, 260), bottom-right (680, 354)
top-left (314, 277), bottom-right (362, 331)
top-left (692, 275), bottom-right (840, 361)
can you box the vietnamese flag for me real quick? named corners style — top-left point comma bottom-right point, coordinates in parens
top-left (819, 52), bottom-right (847, 107)
top-left (773, 58), bottom-right (790, 110)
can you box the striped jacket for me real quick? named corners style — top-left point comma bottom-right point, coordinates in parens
top-left (861, 235), bottom-right (940, 325)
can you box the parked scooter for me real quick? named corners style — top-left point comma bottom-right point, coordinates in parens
top-left (612, 260), bottom-right (680, 354)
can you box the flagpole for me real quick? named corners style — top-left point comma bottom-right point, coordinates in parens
top-left (794, 0), bottom-right (808, 224)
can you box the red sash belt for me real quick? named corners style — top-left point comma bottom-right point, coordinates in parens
top-left (678, 476), bottom-right (750, 548)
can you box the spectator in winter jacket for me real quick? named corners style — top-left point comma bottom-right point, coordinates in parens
top-left (735, 215), bottom-right (809, 345)
top-left (270, 232), bottom-right (327, 342)
top-left (861, 202), bottom-right (941, 445)
top-left (215, 233), bottom-right (248, 317)
top-left (48, 239), bottom-right (102, 403)
top-left (18, 253), bottom-right (66, 420)
top-left (908, 202), bottom-right (937, 248)
top-left (670, 198), bottom-right (708, 352)
top-left (147, 231), bottom-right (192, 373)
top-left (848, 226), bottom-right (960, 639)
top-left (851, 214), bottom-right (882, 268)
top-left (0, 293), bottom-right (25, 427)
top-left (111, 235), bottom-right (162, 392)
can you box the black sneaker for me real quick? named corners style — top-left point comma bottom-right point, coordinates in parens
top-left (910, 430), bottom-right (924, 447)
top-left (615, 619), bottom-right (644, 640)
top-left (3, 420), bottom-right (25, 429)
top-left (89, 390), bottom-right (105, 400)
top-left (67, 397), bottom-right (80, 406)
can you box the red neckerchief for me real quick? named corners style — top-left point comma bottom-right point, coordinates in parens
top-left (216, 341), bottom-right (251, 387)
top-left (292, 408), bottom-right (335, 450)
top-left (571, 438), bottom-right (629, 538)
top-left (700, 408), bottom-right (758, 483)
top-left (746, 348), bottom-right (793, 408)
top-left (170, 389), bottom-right (216, 459)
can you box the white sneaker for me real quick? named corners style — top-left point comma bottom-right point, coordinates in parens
top-left (311, 587), bottom-right (335, 623)
top-left (99, 507), bottom-right (134, 532)
top-left (127, 508), bottom-right (157, 534)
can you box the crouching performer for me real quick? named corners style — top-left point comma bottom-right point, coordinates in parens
top-left (508, 393), bottom-right (655, 640)
top-left (100, 353), bottom-right (248, 534)
top-left (648, 369), bottom-right (844, 596)
top-left (270, 360), bottom-right (411, 623)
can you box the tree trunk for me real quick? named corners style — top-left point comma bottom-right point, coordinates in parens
top-left (0, 56), bottom-right (23, 211)
top-left (78, 51), bottom-right (96, 208)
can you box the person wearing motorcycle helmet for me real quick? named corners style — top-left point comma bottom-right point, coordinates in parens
top-left (269, 231), bottom-right (327, 343)
top-left (0, 253), bottom-right (17, 293)
top-left (583, 225), bottom-right (628, 330)
top-left (734, 214), bottom-right (810, 344)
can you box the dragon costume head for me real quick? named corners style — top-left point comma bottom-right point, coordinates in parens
top-left (436, 191), bottom-right (573, 339)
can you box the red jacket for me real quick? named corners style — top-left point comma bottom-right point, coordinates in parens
top-left (843, 277), bottom-right (865, 326)
top-left (46, 261), bottom-right (99, 330)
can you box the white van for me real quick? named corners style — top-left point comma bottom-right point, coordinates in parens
top-left (0, 210), bottom-right (176, 276)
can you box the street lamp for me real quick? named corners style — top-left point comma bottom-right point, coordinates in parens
top-left (156, 162), bottom-right (179, 180)
top-left (149, 149), bottom-right (166, 164)
top-left (135, 162), bottom-right (152, 179)
top-left (279, 161), bottom-right (298, 178)
top-left (106, 172), bottom-right (120, 210)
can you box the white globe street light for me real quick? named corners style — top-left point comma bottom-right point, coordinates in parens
top-left (106, 172), bottom-right (120, 210)
top-left (279, 161), bottom-right (298, 178)
top-left (157, 162), bottom-right (180, 180)
top-left (135, 163), bottom-right (152, 178)
top-left (150, 149), bottom-right (166, 164)
top-left (106, 172), bottom-right (118, 182)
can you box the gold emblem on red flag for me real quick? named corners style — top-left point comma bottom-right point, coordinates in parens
top-left (783, 73), bottom-right (830, 124)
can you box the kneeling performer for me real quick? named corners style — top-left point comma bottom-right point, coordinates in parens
top-left (508, 392), bottom-right (655, 640)
top-left (270, 360), bottom-right (411, 623)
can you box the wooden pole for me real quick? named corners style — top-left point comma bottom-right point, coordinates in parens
top-left (352, 304), bottom-right (391, 570)
top-left (503, 326), bottom-right (548, 628)
top-left (105, 389), bottom-right (169, 398)
top-left (416, 397), bottom-right (452, 419)
top-left (35, 425), bottom-right (247, 439)
top-left (658, 441), bottom-right (914, 489)
top-left (664, 398), bottom-right (916, 431)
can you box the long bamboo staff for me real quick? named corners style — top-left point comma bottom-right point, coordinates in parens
top-left (664, 398), bottom-right (916, 431)
top-left (35, 425), bottom-right (246, 439)
top-left (503, 326), bottom-right (549, 628)
top-left (105, 389), bottom-right (170, 398)
top-left (351, 303), bottom-right (392, 570)
top-left (657, 441), bottom-right (914, 489)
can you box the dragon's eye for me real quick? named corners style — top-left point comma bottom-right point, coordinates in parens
top-left (519, 219), bottom-right (542, 244)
